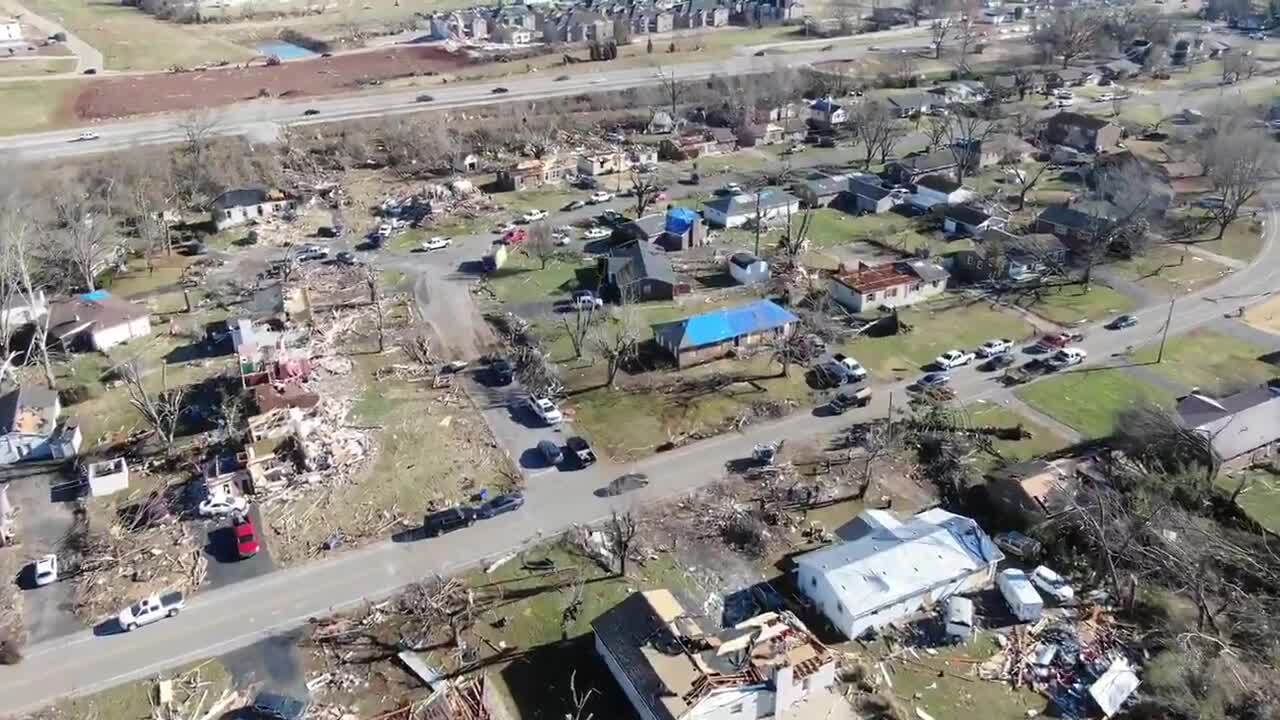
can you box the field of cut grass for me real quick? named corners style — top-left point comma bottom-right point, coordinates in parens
top-left (1129, 329), bottom-right (1278, 396)
top-left (0, 79), bottom-right (79, 136)
top-left (1183, 216), bottom-right (1266, 262)
top-left (1216, 470), bottom-right (1280, 534)
top-left (1110, 246), bottom-right (1231, 296)
top-left (484, 251), bottom-right (591, 305)
top-left (1001, 283), bottom-right (1135, 326)
top-left (1015, 368), bottom-right (1172, 438)
top-left (967, 400), bottom-right (1072, 468)
top-left (840, 297), bottom-right (1036, 381)
top-left (0, 57), bottom-right (76, 77)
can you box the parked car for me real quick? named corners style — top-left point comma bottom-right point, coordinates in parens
top-left (566, 436), bottom-right (596, 468)
top-left (552, 231), bottom-right (573, 246)
top-left (599, 210), bottom-right (627, 227)
top-left (490, 357), bottom-right (514, 385)
top-left (982, 353), bottom-right (1017, 371)
top-left (118, 591), bottom-right (185, 631)
top-left (994, 530), bottom-right (1042, 560)
top-left (572, 290), bottom-right (603, 310)
top-left (32, 554), bottom-right (58, 587)
top-left (526, 396), bottom-right (563, 425)
top-left (296, 244), bottom-right (329, 262)
top-left (251, 692), bottom-right (311, 720)
top-left (829, 387), bottom-right (872, 414)
top-left (721, 182), bottom-right (742, 194)
top-left (491, 86), bottom-right (509, 94)
top-left (335, 251), bottom-right (357, 265)
top-left (1107, 314), bottom-right (1138, 329)
top-left (589, 191), bottom-right (612, 204)
top-left (1046, 347), bottom-right (1087, 370)
top-left (935, 350), bottom-right (975, 370)
top-left (500, 228), bottom-right (528, 245)
top-left (605, 131), bottom-right (626, 143)
top-left (582, 226), bottom-right (612, 240)
top-left (976, 338), bottom-right (1013, 357)
top-left (477, 493), bottom-right (525, 518)
top-left (415, 94), bottom-right (434, 103)
top-left (1030, 565), bottom-right (1075, 604)
top-left (522, 209), bottom-right (548, 223)
top-left (1037, 331), bottom-right (1083, 351)
top-left (421, 236), bottom-right (451, 251)
top-left (537, 439), bottom-right (563, 465)
top-left (76, 131), bottom-right (99, 142)
top-left (423, 507), bottom-right (476, 537)
top-left (818, 353), bottom-right (867, 386)
top-left (562, 199), bottom-right (587, 211)
top-left (233, 514), bottom-right (260, 559)
top-left (917, 372), bottom-right (951, 389)
top-left (198, 492), bottom-right (248, 517)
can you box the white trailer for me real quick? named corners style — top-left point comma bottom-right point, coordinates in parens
top-left (997, 569), bottom-right (1044, 622)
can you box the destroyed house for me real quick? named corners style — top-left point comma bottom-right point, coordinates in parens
top-left (795, 508), bottom-right (1002, 640)
top-left (1178, 384), bottom-right (1280, 461)
top-left (593, 589), bottom-right (837, 720)
top-left (0, 384), bottom-right (80, 465)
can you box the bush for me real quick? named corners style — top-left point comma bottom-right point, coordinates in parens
top-left (59, 384), bottom-right (98, 406)
top-left (0, 640), bottom-right (23, 665)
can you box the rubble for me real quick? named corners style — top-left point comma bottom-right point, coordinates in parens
top-left (146, 664), bottom-right (246, 720)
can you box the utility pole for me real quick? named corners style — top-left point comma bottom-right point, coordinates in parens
top-left (1156, 295), bottom-right (1176, 363)
top-left (754, 190), bottom-right (762, 257)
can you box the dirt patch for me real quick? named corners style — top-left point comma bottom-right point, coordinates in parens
top-left (73, 46), bottom-right (468, 120)
top-left (1244, 295), bottom-right (1280, 335)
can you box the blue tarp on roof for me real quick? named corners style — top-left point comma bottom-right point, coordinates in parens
top-left (665, 207), bottom-right (698, 236)
top-left (78, 290), bottom-right (111, 302)
top-left (654, 299), bottom-right (798, 350)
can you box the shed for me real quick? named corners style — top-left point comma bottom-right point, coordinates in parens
top-left (87, 457), bottom-right (129, 497)
top-left (727, 252), bottom-right (769, 285)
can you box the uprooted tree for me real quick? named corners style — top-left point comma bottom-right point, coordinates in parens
top-left (121, 362), bottom-right (188, 449)
top-left (607, 509), bottom-right (639, 576)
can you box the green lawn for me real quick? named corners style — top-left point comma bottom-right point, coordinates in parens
top-left (23, 0), bottom-right (254, 70)
top-left (104, 255), bottom-right (194, 299)
top-left (570, 354), bottom-right (815, 461)
top-left (873, 632), bottom-right (1047, 719)
top-left (840, 298), bottom-right (1036, 380)
top-left (1110, 246), bottom-right (1231, 296)
top-left (1215, 470), bottom-right (1280, 534)
top-left (967, 401), bottom-right (1072, 468)
top-left (0, 80), bottom-right (80, 136)
top-left (494, 187), bottom-right (587, 215)
top-left (1184, 216), bottom-right (1266, 262)
top-left (1015, 368), bottom-right (1173, 438)
top-left (803, 209), bottom-right (937, 255)
top-left (53, 659), bottom-right (233, 719)
top-left (0, 58), bottom-right (76, 77)
top-left (1129, 329), bottom-right (1278, 395)
top-left (1003, 283), bottom-right (1135, 325)
top-left (486, 252), bottom-right (591, 305)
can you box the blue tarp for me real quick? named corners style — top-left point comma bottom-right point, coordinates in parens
top-left (78, 290), bottom-right (111, 302)
top-left (656, 299), bottom-right (798, 350)
top-left (664, 207), bottom-right (698, 237)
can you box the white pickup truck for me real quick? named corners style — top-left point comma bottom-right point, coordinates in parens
top-left (822, 353), bottom-right (867, 384)
top-left (118, 591), bottom-right (185, 631)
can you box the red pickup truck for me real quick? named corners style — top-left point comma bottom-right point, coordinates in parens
top-left (1037, 331), bottom-right (1084, 351)
top-left (499, 228), bottom-right (528, 245)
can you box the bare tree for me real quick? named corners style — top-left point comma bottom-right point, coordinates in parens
top-left (1200, 129), bottom-right (1275, 240)
top-left (173, 110), bottom-right (221, 205)
top-left (653, 65), bottom-right (684, 125)
top-left (41, 178), bottom-right (113, 292)
top-left (851, 100), bottom-right (906, 169)
top-left (590, 302), bottom-right (641, 388)
top-left (121, 361), bottom-right (187, 449)
top-left (606, 509), bottom-right (639, 576)
top-left (564, 669), bottom-right (596, 720)
top-left (526, 221), bottom-right (557, 270)
top-left (0, 185), bottom-right (54, 388)
top-left (1011, 67), bottom-right (1037, 100)
top-left (1039, 8), bottom-right (1106, 69)
top-left (629, 167), bottom-right (662, 217)
top-left (560, 303), bottom-right (597, 360)
top-left (1008, 159), bottom-right (1053, 211)
top-left (923, 117), bottom-right (948, 152)
top-left (889, 50), bottom-right (919, 87)
top-left (930, 18), bottom-right (953, 59)
top-left (941, 106), bottom-right (996, 183)
top-left (1221, 45), bottom-right (1260, 85)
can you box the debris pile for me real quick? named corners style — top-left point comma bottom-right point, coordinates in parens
top-left (378, 180), bottom-right (493, 228)
top-left (146, 664), bottom-right (246, 720)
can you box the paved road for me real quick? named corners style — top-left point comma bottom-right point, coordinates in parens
top-left (0, 29), bottom-right (943, 162)
top-left (1, 195), bottom-right (1276, 716)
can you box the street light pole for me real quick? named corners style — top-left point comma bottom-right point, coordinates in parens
top-left (1156, 295), bottom-right (1176, 364)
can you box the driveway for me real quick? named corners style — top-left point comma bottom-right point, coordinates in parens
top-left (463, 370), bottom-right (589, 479)
top-left (199, 505), bottom-right (277, 591)
top-left (3, 460), bottom-right (82, 644)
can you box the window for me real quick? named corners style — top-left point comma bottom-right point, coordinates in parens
top-left (868, 291), bottom-right (878, 301)
top-left (885, 287), bottom-right (898, 298)
top-left (810, 576), bottom-right (817, 588)
top-left (730, 704), bottom-right (744, 715)
top-left (836, 602), bottom-right (844, 614)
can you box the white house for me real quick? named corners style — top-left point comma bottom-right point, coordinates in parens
top-left (808, 97), bottom-right (848, 127)
top-left (0, 17), bottom-right (20, 42)
top-left (703, 189), bottom-right (800, 228)
top-left (210, 187), bottom-right (296, 231)
top-left (912, 175), bottom-right (974, 209)
top-left (593, 588), bottom-right (842, 720)
top-left (0, 385), bottom-right (81, 465)
top-left (47, 291), bottom-right (152, 352)
top-left (794, 508), bottom-right (1003, 640)
top-left (727, 252), bottom-right (770, 285)
top-left (829, 259), bottom-right (949, 313)
top-left (0, 289), bottom-right (46, 330)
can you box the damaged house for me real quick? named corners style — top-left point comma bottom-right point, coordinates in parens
top-left (47, 291), bottom-right (152, 352)
top-left (795, 508), bottom-right (1002, 640)
top-left (652, 299), bottom-right (797, 368)
top-left (0, 384), bottom-right (81, 465)
top-left (593, 588), bottom-right (840, 720)
top-left (210, 187), bottom-right (296, 231)
top-left (1177, 383), bottom-right (1280, 461)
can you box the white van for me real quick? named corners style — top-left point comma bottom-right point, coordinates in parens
top-left (997, 568), bottom-right (1044, 622)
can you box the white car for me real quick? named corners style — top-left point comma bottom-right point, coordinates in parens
top-left (1046, 347), bottom-right (1087, 370)
top-left (76, 131), bottom-right (99, 141)
top-left (976, 339), bottom-right (1013, 357)
top-left (376, 223), bottom-right (393, 238)
top-left (935, 350), bottom-right (976, 370)
top-left (526, 395), bottom-right (563, 425)
top-left (582, 226), bottom-right (611, 240)
top-left (522, 209), bottom-right (548, 223)
top-left (198, 493), bottom-right (249, 517)
top-left (572, 290), bottom-right (603, 309)
top-left (421, 236), bottom-right (451, 251)
top-left (32, 554), bottom-right (58, 587)
top-left (1030, 565), bottom-right (1075, 604)
top-left (722, 182), bottom-right (742, 194)
top-left (552, 232), bottom-right (572, 246)
top-left (589, 191), bottom-right (612, 204)
top-left (296, 245), bottom-right (329, 262)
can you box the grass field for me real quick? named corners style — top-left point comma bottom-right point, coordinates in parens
top-left (840, 298), bottom-right (1036, 381)
top-left (967, 401), bottom-right (1072, 468)
top-left (1183, 216), bottom-right (1266, 262)
top-left (485, 252), bottom-right (590, 305)
top-left (22, 0), bottom-right (254, 70)
top-left (1215, 470), bottom-right (1280, 534)
top-left (104, 255), bottom-right (194, 299)
top-left (1001, 283), bottom-right (1135, 326)
top-left (1015, 368), bottom-right (1172, 438)
top-left (1245, 294), bottom-right (1280, 334)
top-left (802, 208), bottom-right (936, 254)
top-left (0, 79), bottom-right (79, 135)
top-left (1110, 246), bottom-right (1231, 296)
top-left (1129, 329), bottom-right (1278, 395)
top-left (0, 57), bottom-right (76, 77)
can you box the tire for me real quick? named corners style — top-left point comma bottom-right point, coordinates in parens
top-left (167, 609), bottom-right (178, 618)
top-left (125, 623), bottom-right (136, 631)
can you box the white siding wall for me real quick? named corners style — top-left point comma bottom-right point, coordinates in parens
top-left (828, 279), bottom-right (865, 313)
top-left (729, 262), bottom-right (770, 285)
top-left (595, 634), bottom-right (662, 720)
top-left (91, 316), bottom-right (152, 351)
top-left (0, 21), bottom-right (20, 41)
top-left (689, 686), bottom-right (772, 720)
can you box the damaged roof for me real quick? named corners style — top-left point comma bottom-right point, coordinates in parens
top-left (652, 299), bottom-right (797, 350)
top-left (0, 385), bottom-right (59, 437)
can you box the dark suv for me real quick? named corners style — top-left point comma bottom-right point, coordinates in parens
top-left (424, 507), bottom-right (477, 537)
top-left (490, 358), bottom-right (514, 386)
top-left (252, 692), bottom-right (310, 720)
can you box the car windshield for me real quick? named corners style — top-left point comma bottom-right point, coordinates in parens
top-left (129, 602), bottom-right (144, 615)
top-left (240, 531), bottom-right (256, 543)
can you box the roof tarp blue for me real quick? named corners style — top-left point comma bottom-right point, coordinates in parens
top-left (664, 207), bottom-right (698, 237)
top-left (654, 299), bottom-right (799, 350)
top-left (78, 290), bottom-right (111, 302)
